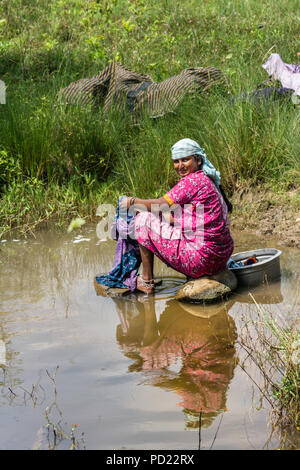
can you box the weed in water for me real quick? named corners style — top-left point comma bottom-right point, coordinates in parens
top-left (238, 295), bottom-right (300, 443)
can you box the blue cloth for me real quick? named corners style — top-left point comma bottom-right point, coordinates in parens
top-left (95, 197), bottom-right (141, 292)
top-left (227, 258), bottom-right (242, 269)
top-left (171, 138), bottom-right (221, 185)
top-left (201, 155), bottom-right (221, 186)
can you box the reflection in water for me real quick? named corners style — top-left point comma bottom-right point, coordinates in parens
top-left (1, 231), bottom-right (299, 449)
top-left (0, 321), bottom-right (23, 394)
top-left (235, 280), bottom-right (284, 305)
top-left (115, 296), bottom-right (238, 429)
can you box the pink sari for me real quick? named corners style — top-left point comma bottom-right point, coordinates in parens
top-left (134, 170), bottom-right (233, 278)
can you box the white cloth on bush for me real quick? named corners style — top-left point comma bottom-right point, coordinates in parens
top-left (262, 53), bottom-right (300, 97)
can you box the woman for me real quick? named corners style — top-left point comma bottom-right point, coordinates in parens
top-left (121, 138), bottom-right (234, 294)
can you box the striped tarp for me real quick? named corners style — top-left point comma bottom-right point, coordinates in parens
top-left (59, 61), bottom-right (226, 118)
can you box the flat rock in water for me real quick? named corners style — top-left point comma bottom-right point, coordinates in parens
top-left (176, 269), bottom-right (237, 304)
top-left (94, 279), bottom-right (130, 298)
top-left (207, 269), bottom-right (238, 291)
top-left (93, 277), bottom-right (163, 298)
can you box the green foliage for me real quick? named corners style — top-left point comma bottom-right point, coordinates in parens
top-left (0, 89), bottom-right (130, 183)
top-left (272, 328), bottom-right (300, 428)
top-left (240, 299), bottom-right (300, 431)
top-left (0, 0), bottom-right (299, 233)
top-left (0, 149), bottom-right (22, 186)
top-left (1, 0), bottom-right (299, 80)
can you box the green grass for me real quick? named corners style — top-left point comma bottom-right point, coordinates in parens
top-left (0, 0), bottom-right (299, 235)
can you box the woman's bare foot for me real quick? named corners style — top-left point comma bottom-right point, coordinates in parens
top-left (136, 275), bottom-right (155, 294)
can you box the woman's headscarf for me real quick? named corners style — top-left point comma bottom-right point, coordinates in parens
top-left (171, 138), bottom-right (221, 186)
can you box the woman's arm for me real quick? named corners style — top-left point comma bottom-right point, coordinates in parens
top-left (120, 196), bottom-right (171, 211)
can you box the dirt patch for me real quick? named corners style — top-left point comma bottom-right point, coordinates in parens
top-left (230, 187), bottom-right (300, 248)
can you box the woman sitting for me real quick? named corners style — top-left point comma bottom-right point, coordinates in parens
top-left (120, 138), bottom-right (234, 294)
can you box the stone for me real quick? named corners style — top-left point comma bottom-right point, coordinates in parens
top-left (207, 268), bottom-right (238, 291)
top-left (176, 269), bottom-right (238, 304)
top-left (181, 302), bottom-right (229, 319)
top-left (179, 298), bottom-right (235, 318)
top-left (93, 277), bottom-right (163, 298)
top-left (176, 279), bottom-right (231, 304)
top-left (94, 279), bottom-right (130, 298)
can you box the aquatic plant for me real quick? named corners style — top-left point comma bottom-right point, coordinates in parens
top-left (238, 294), bottom-right (300, 440)
top-left (44, 366), bottom-right (86, 450)
top-left (1, 365), bottom-right (86, 450)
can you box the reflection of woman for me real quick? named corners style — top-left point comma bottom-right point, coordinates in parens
top-left (115, 296), bottom-right (237, 428)
top-left (120, 138), bottom-right (234, 293)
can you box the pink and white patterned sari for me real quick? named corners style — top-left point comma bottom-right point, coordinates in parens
top-left (134, 170), bottom-right (233, 278)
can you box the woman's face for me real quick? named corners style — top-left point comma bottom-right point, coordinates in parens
top-left (173, 155), bottom-right (200, 178)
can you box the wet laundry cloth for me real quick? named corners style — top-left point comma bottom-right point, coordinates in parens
top-left (95, 198), bottom-right (141, 292)
top-left (230, 87), bottom-right (293, 104)
top-left (262, 54), bottom-right (300, 96)
top-left (226, 258), bottom-right (242, 269)
top-left (59, 61), bottom-right (226, 119)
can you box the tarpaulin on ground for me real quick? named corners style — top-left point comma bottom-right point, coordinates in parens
top-left (59, 61), bottom-right (226, 118)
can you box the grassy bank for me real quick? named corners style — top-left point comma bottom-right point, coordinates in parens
top-left (0, 0), bottom-right (299, 235)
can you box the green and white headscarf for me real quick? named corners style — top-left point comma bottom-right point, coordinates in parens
top-left (171, 138), bottom-right (221, 186)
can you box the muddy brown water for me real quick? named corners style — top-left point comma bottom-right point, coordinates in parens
top-left (0, 228), bottom-right (299, 450)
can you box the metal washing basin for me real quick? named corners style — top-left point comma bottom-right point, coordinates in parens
top-left (228, 248), bottom-right (282, 287)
